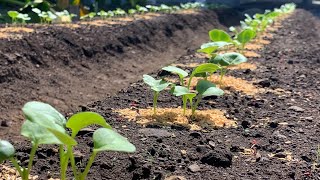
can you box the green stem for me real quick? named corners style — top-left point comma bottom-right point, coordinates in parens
top-left (219, 68), bottom-right (226, 86)
top-left (9, 157), bottom-right (23, 177)
top-left (191, 95), bottom-right (202, 116)
top-left (68, 146), bottom-right (79, 179)
top-left (23, 143), bottom-right (38, 180)
top-left (59, 145), bottom-right (68, 180)
top-left (80, 151), bottom-right (97, 180)
top-left (182, 95), bottom-right (187, 115)
top-left (153, 91), bottom-right (159, 115)
top-left (180, 78), bottom-right (184, 86)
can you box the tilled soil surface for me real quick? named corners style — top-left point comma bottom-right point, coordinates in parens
top-left (0, 10), bottom-right (232, 140)
top-left (2, 9), bottom-right (320, 180)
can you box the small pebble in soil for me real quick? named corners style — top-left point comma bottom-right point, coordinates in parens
top-left (1, 120), bottom-right (11, 127)
top-left (200, 147), bottom-right (232, 167)
top-left (288, 106), bottom-right (305, 112)
top-left (188, 164), bottom-right (201, 172)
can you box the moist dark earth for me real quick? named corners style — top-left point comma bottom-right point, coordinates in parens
top-left (2, 8), bottom-right (320, 180)
top-left (0, 10), bottom-right (235, 140)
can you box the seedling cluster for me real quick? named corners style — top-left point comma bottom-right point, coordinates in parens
top-left (143, 3), bottom-right (296, 117)
top-left (0, 101), bottom-right (135, 180)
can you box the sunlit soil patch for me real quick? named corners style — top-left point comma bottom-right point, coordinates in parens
top-left (257, 39), bottom-right (271, 45)
top-left (188, 75), bottom-right (261, 96)
top-left (79, 20), bottom-right (127, 26)
top-left (227, 62), bottom-right (257, 70)
top-left (245, 43), bottom-right (263, 50)
top-left (176, 9), bottom-right (199, 15)
top-left (54, 23), bottom-right (81, 28)
top-left (115, 108), bottom-right (236, 130)
top-left (0, 165), bottom-right (39, 180)
top-left (0, 27), bottom-right (34, 39)
top-left (243, 51), bottom-right (261, 58)
top-left (261, 32), bottom-right (274, 39)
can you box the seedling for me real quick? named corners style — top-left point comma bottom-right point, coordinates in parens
top-left (113, 8), bottom-right (126, 17)
top-left (209, 29), bottom-right (233, 43)
top-left (0, 101), bottom-right (135, 180)
top-left (172, 80), bottom-right (223, 116)
top-left (235, 29), bottom-right (256, 51)
top-left (128, 9), bottom-right (137, 16)
top-left (80, 12), bottom-right (96, 21)
top-left (197, 41), bottom-right (231, 58)
top-left (136, 5), bottom-right (148, 14)
top-left (187, 63), bottom-right (221, 88)
top-left (97, 10), bottom-right (109, 20)
top-left (162, 66), bottom-right (188, 86)
top-left (209, 52), bottom-right (247, 84)
top-left (143, 75), bottom-right (171, 115)
top-left (146, 5), bottom-right (160, 12)
top-left (7, 11), bottom-right (19, 24)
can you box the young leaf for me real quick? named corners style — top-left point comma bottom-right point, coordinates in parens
top-left (172, 86), bottom-right (196, 99)
top-left (209, 29), bottom-right (232, 42)
top-left (191, 63), bottom-right (221, 77)
top-left (209, 52), bottom-right (247, 66)
top-left (196, 80), bottom-right (224, 97)
top-left (0, 140), bottom-right (15, 163)
top-left (66, 112), bottom-right (112, 138)
top-left (93, 128), bottom-right (136, 153)
top-left (197, 41), bottom-right (231, 54)
top-left (22, 101), bottom-right (66, 126)
top-left (21, 120), bottom-right (62, 145)
top-left (237, 29), bottom-right (256, 45)
top-left (22, 101), bottom-right (77, 146)
top-left (162, 66), bottom-right (188, 79)
top-left (7, 11), bottom-right (19, 18)
top-left (143, 75), bottom-right (170, 92)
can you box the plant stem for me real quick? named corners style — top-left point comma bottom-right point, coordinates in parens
top-left (80, 151), bottom-right (97, 180)
top-left (59, 145), bottom-right (68, 180)
top-left (9, 157), bottom-right (23, 177)
top-left (22, 143), bottom-right (38, 180)
top-left (68, 146), bottom-right (79, 179)
top-left (191, 95), bottom-right (202, 116)
top-left (153, 91), bottom-right (159, 115)
top-left (219, 68), bottom-right (226, 86)
top-left (182, 95), bottom-right (187, 115)
top-left (180, 78), bottom-right (184, 86)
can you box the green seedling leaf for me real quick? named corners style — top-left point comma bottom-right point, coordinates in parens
top-left (237, 29), bottom-right (256, 45)
top-left (162, 66), bottom-right (188, 79)
top-left (23, 101), bottom-right (66, 126)
top-left (143, 75), bottom-right (170, 92)
top-left (198, 41), bottom-right (231, 54)
top-left (0, 140), bottom-right (15, 163)
top-left (66, 112), bottom-right (112, 138)
top-left (172, 86), bottom-right (196, 99)
top-left (191, 63), bottom-right (220, 77)
top-left (32, 8), bottom-right (41, 14)
top-left (22, 101), bottom-right (77, 146)
top-left (93, 128), bottom-right (136, 153)
top-left (7, 11), bottom-right (19, 18)
top-left (209, 52), bottom-right (247, 67)
top-left (196, 80), bottom-right (224, 97)
top-left (21, 120), bottom-right (62, 145)
top-left (209, 29), bottom-right (232, 42)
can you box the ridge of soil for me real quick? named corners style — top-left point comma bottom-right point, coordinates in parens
top-left (3, 9), bottom-right (320, 180)
top-left (0, 10), bottom-right (233, 139)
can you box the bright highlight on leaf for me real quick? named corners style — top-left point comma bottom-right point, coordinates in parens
top-left (0, 140), bottom-right (15, 163)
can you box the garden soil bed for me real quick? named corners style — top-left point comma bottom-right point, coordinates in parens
top-left (0, 9), bottom-right (239, 140)
top-left (2, 8), bottom-right (320, 180)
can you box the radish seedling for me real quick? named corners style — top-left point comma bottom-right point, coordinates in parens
top-left (162, 66), bottom-right (188, 86)
top-left (236, 29), bottom-right (256, 51)
top-left (7, 11), bottom-right (19, 24)
top-left (209, 52), bottom-right (247, 84)
top-left (173, 80), bottom-right (223, 116)
top-left (187, 63), bottom-right (221, 88)
top-left (80, 12), bottom-right (96, 21)
top-left (0, 101), bottom-right (135, 180)
top-left (198, 41), bottom-right (231, 58)
top-left (136, 5), bottom-right (148, 14)
top-left (143, 75), bottom-right (171, 115)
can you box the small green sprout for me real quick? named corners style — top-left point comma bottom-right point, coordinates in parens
top-left (80, 12), bottom-right (96, 21)
top-left (17, 13), bottom-right (31, 24)
top-left (128, 9), bottom-right (137, 16)
top-left (235, 29), bottom-right (256, 51)
top-left (172, 80), bottom-right (223, 116)
top-left (209, 52), bottom-right (247, 84)
top-left (143, 75), bottom-right (171, 115)
top-left (146, 5), bottom-right (160, 12)
top-left (113, 8), bottom-right (126, 17)
top-left (209, 29), bottom-right (233, 42)
top-left (97, 10), bottom-right (109, 20)
top-left (136, 5), bottom-right (148, 14)
top-left (187, 63), bottom-right (221, 88)
top-left (162, 66), bottom-right (188, 86)
top-left (197, 41), bottom-right (231, 58)
top-left (7, 11), bottom-right (19, 23)
top-left (0, 101), bottom-right (135, 180)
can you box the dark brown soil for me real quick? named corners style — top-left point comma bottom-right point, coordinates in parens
top-left (0, 10), bottom-right (229, 140)
top-left (2, 8), bottom-right (320, 180)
